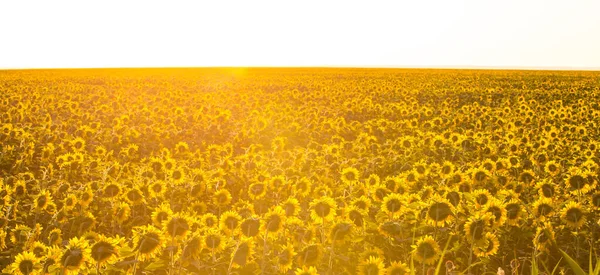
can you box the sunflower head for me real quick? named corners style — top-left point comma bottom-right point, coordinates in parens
top-left (163, 213), bottom-right (192, 239)
top-left (262, 206), bottom-right (286, 234)
top-left (473, 232), bottom-right (500, 257)
top-left (358, 256), bottom-right (385, 275)
top-left (386, 260), bottom-right (410, 275)
top-left (203, 228), bottom-right (226, 254)
top-left (219, 210), bottom-right (242, 236)
top-left (133, 225), bottom-right (164, 261)
top-left (381, 193), bottom-right (403, 218)
top-left (60, 237), bottom-right (91, 272)
top-left (10, 251), bottom-right (39, 275)
top-left (310, 196), bottom-right (337, 224)
top-left (535, 179), bottom-right (556, 199)
top-left (464, 212), bottom-right (492, 244)
top-left (412, 235), bottom-right (440, 266)
top-left (294, 265), bottom-right (319, 275)
top-left (341, 167), bottom-right (360, 185)
top-left (425, 195), bottom-right (455, 227)
top-left (90, 235), bottom-right (122, 264)
top-left (561, 201), bottom-right (586, 229)
top-left (231, 238), bottom-right (255, 268)
top-left (532, 198), bottom-right (554, 219)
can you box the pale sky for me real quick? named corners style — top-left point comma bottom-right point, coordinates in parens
top-left (1, 0), bottom-right (599, 69)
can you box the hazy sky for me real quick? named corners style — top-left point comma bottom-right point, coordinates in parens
top-left (1, 0), bottom-right (599, 69)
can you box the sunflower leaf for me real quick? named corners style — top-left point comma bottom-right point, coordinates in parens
top-left (557, 248), bottom-right (586, 275)
top-left (145, 259), bottom-right (167, 271)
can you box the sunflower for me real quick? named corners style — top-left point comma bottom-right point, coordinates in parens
top-left (341, 167), bottom-right (360, 185)
top-left (219, 210), bottom-right (242, 236)
top-left (151, 203), bottom-right (173, 227)
top-left (472, 189), bottom-right (492, 209)
top-left (268, 175), bottom-right (288, 193)
top-left (412, 235), bottom-right (440, 266)
top-left (132, 225), bottom-right (165, 261)
top-left (190, 181), bottom-right (206, 198)
top-left (310, 196), bottom-right (337, 224)
top-left (293, 177), bottom-right (312, 197)
top-left (47, 228), bottom-right (62, 246)
top-left (231, 237), bottom-right (255, 268)
top-left (34, 190), bottom-right (53, 211)
top-left (113, 202), bottom-right (131, 223)
top-left (357, 256), bottom-right (385, 275)
top-left (247, 182), bottom-right (266, 200)
top-left (565, 170), bottom-right (593, 195)
top-left (203, 228), bottom-right (226, 254)
top-left (42, 245), bottom-right (62, 274)
top-left (14, 180), bottom-right (28, 198)
top-left (295, 266), bottom-right (319, 275)
top-left (60, 237), bottom-right (91, 273)
top-left (29, 241), bottom-right (47, 258)
top-left (560, 201), bottom-right (586, 229)
top-left (366, 174), bottom-right (381, 187)
top-left (240, 216), bottom-right (262, 238)
top-left (78, 189), bottom-right (94, 209)
top-left (213, 189), bottom-right (232, 207)
top-left (281, 197), bottom-right (301, 217)
top-left (201, 213), bottom-right (219, 229)
top-left (278, 243), bottom-right (296, 272)
top-left (532, 198), bottom-right (554, 219)
top-left (351, 196), bottom-right (372, 212)
top-left (378, 221), bottom-right (403, 238)
top-left (386, 260), bottom-right (410, 275)
top-left (589, 192), bottom-right (600, 210)
top-left (346, 206), bottom-right (367, 228)
top-left (371, 184), bottom-right (390, 203)
top-left (149, 180), bottom-right (167, 198)
top-left (262, 206), bottom-right (286, 235)
top-left (464, 212), bottom-right (491, 244)
top-left (544, 160), bottom-right (561, 177)
top-left (504, 199), bottom-right (523, 226)
top-left (285, 217), bottom-right (317, 244)
top-left (471, 167), bottom-right (491, 185)
top-left (533, 222), bottom-right (555, 252)
top-left (163, 213), bottom-right (192, 240)
top-left (163, 157), bottom-right (176, 172)
top-left (440, 161), bottom-right (455, 177)
top-left (181, 232), bottom-right (202, 260)
top-left (124, 187), bottom-right (145, 205)
top-left (102, 182), bottom-right (121, 199)
top-left (297, 243), bottom-right (322, 266)
top-left (518, 169), bottom-right (536, 185)
top-left (8, 251), bottom-right (39, 275)
top-left (70, 137), bottom-right (86, 152)
top-left (329, 219), bottom-right (353, 242)
top-left (535, 179), bottom-right (555, 199)
top-left (484, 199), bottom-right (507, 228)
top-left (90, 235), bottom-right (121, 265)
top-left (425, 195), bottom-right (455, 227)
top-left (473, 232), bottom-right (500, 257)
top-left (381, 193), bottom-right (403, 218)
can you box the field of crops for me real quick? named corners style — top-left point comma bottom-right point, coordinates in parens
top-left (1, 68), bottom-right (600, 274)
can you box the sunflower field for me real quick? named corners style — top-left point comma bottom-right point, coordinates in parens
top-left (1, 68), bottom-right (600, 274)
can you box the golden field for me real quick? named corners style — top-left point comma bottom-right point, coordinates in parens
top-left (1, 68), bottom-right (600, 274)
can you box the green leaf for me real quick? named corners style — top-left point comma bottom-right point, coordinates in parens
top-left (532, 252), bottom-right (539, 275)
top-left (119, 246), bottom-right (136, 258)
top-left (557, 248), bottom-right (587, 275)
top-left (435, 236), bottom-right (453, 275)
top-left (410, 254), bottom-right (416, 275)
top-left (145, 259), bottom-right (167, 271)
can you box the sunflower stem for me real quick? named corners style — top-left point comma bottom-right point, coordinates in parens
top-left (132, 251), bottom-right (139, 275)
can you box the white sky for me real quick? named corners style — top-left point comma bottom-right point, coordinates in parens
top-left (1, 0), bottom-right (599, 69)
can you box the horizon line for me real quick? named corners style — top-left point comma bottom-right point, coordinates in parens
top-left (1, 65), bottom-right (600, 72)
